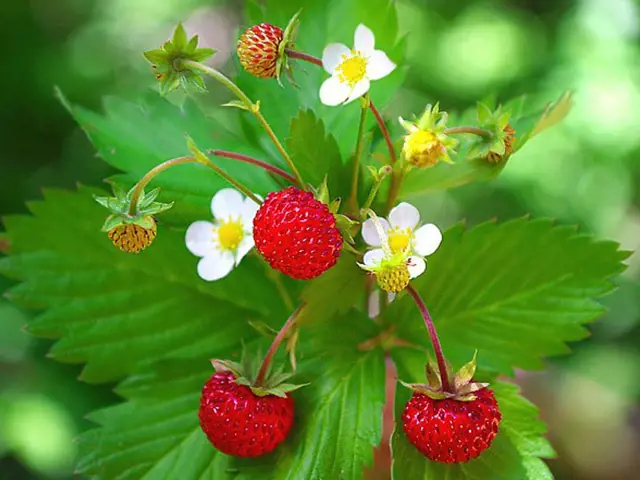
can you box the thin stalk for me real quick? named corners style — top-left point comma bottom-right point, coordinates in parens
top-left (348, 96), bottom-right (369, 214)
top-left (208, 149), bottom-right (299, 185)
top-left (444, 126), bottom-right (493, 139)
top-left (128, 156), bottom-right (196, 216)
top-left (406, 285), bottom-right (452, 392)
top-left (255, 304), bottom-right (305, 386)
top-left (198, 156), bottom-right (262, 205)
top-left (361, 166), bottom-right (392, 215)
top-left (182, 59), bottom-right (306, 188)
top-left (285, 49), bottom-right (397, 166)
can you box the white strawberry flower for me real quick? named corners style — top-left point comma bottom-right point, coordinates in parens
top-left (361, 202), bottom-right (442, 279)
top-left (319, 24), bottom-right (396, 106)
top-left (185, 188), bottom-right (259, 281)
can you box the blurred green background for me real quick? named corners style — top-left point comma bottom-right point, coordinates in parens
top-left (1, 0), bottom-right (639, 478)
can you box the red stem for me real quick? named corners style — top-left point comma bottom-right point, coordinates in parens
top-left (255, 303), bottom-right (305, 386)
top-left (285, 48), bottom-right (397, 165)
top-left (406, 285), bottom-right (452, 392)
top-left (208, 149), bottom-right (299, 186)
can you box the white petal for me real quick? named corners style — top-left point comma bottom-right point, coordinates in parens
top-left (413, 224), bottom-right (442, 257)
top-left (345, 78), bottom-right (371, 104)
top-left (240, 196), bottom-right (260, 227)
top-left (185, 221), bottom-right (216, 257)
top-left (322, 43), bottom-right (351, 74)
top-left (319, 76), bottom-right (351, 106)
top-left (361, 217), bottom-right (390, 246)
top-left (363, 248), bottom-right (385, 267)
top-left (407, 256), bottom-right (426, 279)
top-left (368, 290), bottom-right (381, 319)
top-left (389, 202), bottom-right (420, 229)
top-left (367, 50), bottom-right (396, 80)
top-left (197, 251), bottom-right (235, 281)
top-left (211, 188), bottom-right (244, 221)
top-left (235, 235), bottom-right (254, 265)
top-left (354, 24), bottom-right (375, 55)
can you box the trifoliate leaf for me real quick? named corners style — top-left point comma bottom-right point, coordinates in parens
top-left (0, 187), bottom-right (289, 382)
top-left (77, 312), bottom-right (385, 480)
top-left (391, 348), bottom-right (554, 479)
top-left (388, 218), bottom-right (628, 374)
top-left (55, 90), bottom-right (278, 227)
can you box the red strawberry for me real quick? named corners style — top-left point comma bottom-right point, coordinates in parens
top-left (253, 186), bottom-right (343, 280)
top-left (237, 23), bottom-right (284, 79)
top-left (402, 386), bottom-right (501, 463)
top-left (199, 371), bottom-right (295, 458)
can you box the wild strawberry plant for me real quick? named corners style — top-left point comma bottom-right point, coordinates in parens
top-left (0, 1), bottom-right (629, 479)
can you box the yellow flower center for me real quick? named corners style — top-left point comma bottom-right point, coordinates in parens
top-left (217, 219), bottom-right (244, 251)
top-left (336, 52), bottom-right (367, 86)
top-left (405, 130), bottom-right (437, 155)
top-left (387, 227), bottom-right (412, 253)
top-left (403, 129), bottom-right (444, 167)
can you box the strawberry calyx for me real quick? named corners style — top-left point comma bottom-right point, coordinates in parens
top-left (400, 351), bottom-right (489, 402)
top-left (211, 354), bottom-right (307, 399)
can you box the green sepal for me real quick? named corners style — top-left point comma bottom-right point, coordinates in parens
top-left (453, 350), bottom-right (477, 390)
top-left (425, 357), bottom-right (442, 390)
top-left (276, 10), bottom-right (301, 86)
top-left (143, 23), bottom-right (216, 94)
top-left (315, 176), bottom-right (330, 205)
top-left (335, 214), bottom-right (358, 245)
top-left (100, 214), bottom-right (125, 232)
top-left (221, 100), bottom-right (251, 111)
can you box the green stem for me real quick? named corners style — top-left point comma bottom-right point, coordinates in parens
top-left (198, 155), bottom-right (262, 205)
top-left (348, 95), bottom-right (369, 214)
top-left (255, 304), bottom-right (305, 387)
top-left (128, 156), bottom-right (196, 216)
top-left (406, 285), bottom-right (452, 392)
top-left (208, 149), bottom-right (299, 185)
top-left (285, 49), bottom-right (397, 166)
top-left (443, 126), bottom-right (493, 139)
top-left (361, 166), bottom-right (392, 216)
top-left (182, 60), bottom-right (306, 188)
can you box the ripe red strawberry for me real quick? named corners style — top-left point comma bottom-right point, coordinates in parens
top-left (199, 371), bottom-right (294, 458)
top-left (402, 386), bottom-right (501, 463)
top-left (237, 23), bottom-right (284, 79)
top-left (253, 186), bottom-right (343, 280)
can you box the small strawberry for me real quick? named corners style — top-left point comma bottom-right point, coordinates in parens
top-left (198, 357), bottom-right (304, 458)
top-left (253, 186), bottom-right (343, 280)
top-left (401, 353), bottom-right (502, 463)
top-left (237, 23), bottom-right (284, 79)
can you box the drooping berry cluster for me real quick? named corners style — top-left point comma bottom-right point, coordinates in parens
top-left (199, 371), bottom-right (295, 458)
top-left (253, 187), bottom-right (343, 280)
top-left (402, 387), bottom-right (501, 463)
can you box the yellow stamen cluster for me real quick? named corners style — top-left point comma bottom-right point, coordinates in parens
top-left (217, 219), bottom-right (244, 251)
top-left (337, 53), bottom-right (367, 86)
top-left (376, 263), bottom-right (410, 293)
top-left (108, 221), bottom-right (157, 254)
top-left (403, 129), bottom-right (445, 168)
top-left (387, 228), bottom-right (412, 253)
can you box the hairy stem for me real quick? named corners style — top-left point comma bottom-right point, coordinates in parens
top-left (348, 95), bottom-right (369, 214)
top-left (128, 156), bottom-right (196, 216)
top-left (443, 125), bottom-right (493, 139)
top-left (182, 60), bottom-right (306, 188)
top-left (406, 284), bottom-right (452, 392)
top-left (208, 149), bottom-right (299, 185)
top-left (255, 304), bottom-right (305, 386)
top-left (362, 166), bottom-right (392, 216)
top-left (285, 49), bottom-right (397, 166)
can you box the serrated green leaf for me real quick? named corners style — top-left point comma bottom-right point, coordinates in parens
top-left (78, 313), bottom-right (385, 480)
top-left (388, 218), bottom-right (628, 374)
top-left (57, 91), bottom-right (278, 227)
top-left (0, 187), bottom-right (288, 382)
top-left (287, 109), bottom-right (346, 197)
top-left (299, 254), bottom-right (365, 325)
top-left (391, 348), bottom-right (554, 479)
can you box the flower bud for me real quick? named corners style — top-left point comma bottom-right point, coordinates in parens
top-left (403, 130), bottom-right (447, 168)
top-left (108, 219), bottom-right (157, 254)
top-left (237, 23), bottom-right (284, 79)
